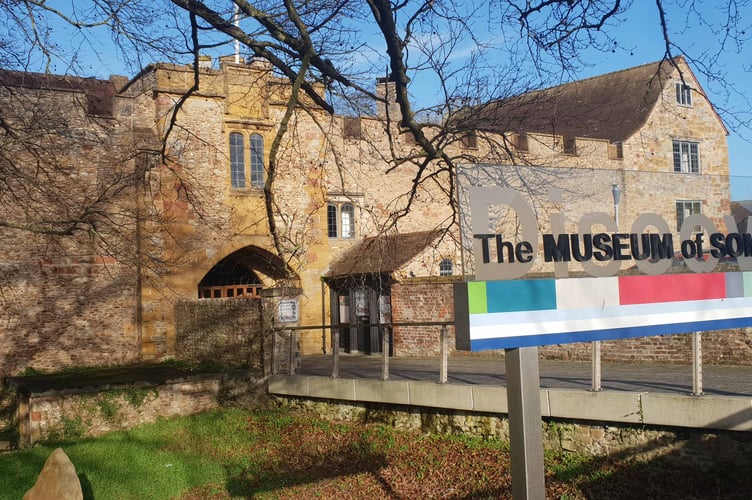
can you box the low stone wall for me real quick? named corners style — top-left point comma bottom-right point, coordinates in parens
top-left (13, 371), bottom-right (263, 447)
top-left (273, 396), bottom-right (752, 464)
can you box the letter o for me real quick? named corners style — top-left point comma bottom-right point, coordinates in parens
top-left (680, 214), bottom-right (717, 273)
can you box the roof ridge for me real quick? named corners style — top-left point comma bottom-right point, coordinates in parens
top-left (536, 57), bottom-right (679, 95)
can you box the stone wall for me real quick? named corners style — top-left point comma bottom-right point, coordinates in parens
top-left (14, 371), bottom-right (261, 446)
top-left (174, 299), bottom-right (263, 368)
top-left (273, 396), bottom-right (752, 462)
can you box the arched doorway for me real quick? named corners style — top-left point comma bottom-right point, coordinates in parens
top-left (197, 246), bottom-right (295, 299)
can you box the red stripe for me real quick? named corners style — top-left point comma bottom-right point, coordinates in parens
top-left (618, 273), bottom-right (727, 305)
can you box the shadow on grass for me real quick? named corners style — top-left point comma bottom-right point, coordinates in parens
top-left (223, 434), bottom-right (390, 497)
top-left (552, 429), bottom-right (752, 500)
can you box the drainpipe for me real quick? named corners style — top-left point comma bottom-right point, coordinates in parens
top-left (321, 280), bottom-right (327, 353)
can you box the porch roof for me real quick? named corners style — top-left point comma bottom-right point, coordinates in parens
top-left (325, 230), bottom-right (442, 279)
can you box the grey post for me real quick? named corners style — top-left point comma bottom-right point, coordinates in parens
top-left (381, 325), bottom-right (390, 381)
top-left (289, 330), bottom-right (297, 376)
top-left (506, 346), bottom-right (546, 499)
top-left (439, 325), bottom-right (448, 384)
top-left (332, 326), bottom-right (340, 379)
top-left (271, 330), bottom-right (278, 375)
top-left (692, 331), bottom-right (703, 395)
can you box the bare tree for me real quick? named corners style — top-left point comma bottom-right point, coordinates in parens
top-left (0, 0), bottom-right (750, 259)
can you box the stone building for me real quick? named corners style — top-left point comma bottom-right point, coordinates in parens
top-left (0, 56), bottom-right (736, 375)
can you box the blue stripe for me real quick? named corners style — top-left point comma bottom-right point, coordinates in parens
top-left (485, 279), bottom-right (556, 313)
top-left (470, 316), bottom-right (752, 350)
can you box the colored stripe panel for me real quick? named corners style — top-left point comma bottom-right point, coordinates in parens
top-left (484, 279), bottom-right (556, 313)
top-left (618, 273), bottom-right (727, 305)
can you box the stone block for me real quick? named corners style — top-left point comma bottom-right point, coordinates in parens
top-left (24, 448), bottom-right (82, 500)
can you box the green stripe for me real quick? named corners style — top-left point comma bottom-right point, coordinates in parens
top-left (467, 281), bottom-right (487, 314)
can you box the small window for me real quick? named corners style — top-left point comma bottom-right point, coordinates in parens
top-left (673, 140), bottom-right (699, 173)
top-left (563, 136), bottom-right (577, 155)
top-left (327, 204), bottom-right (338, 238)
top-left (461, 131), bottom-right (477, 149)
top-left (400, 128), bottom-right (415, 145)
top-left (609, 142), bottom-right (623, 160)
top-left (230, 132), bottom-right (246, 188)
top-left (340, 203), bottom-right (354, 239)
top-left (676, 200), bottom-right (702, 232)
top-left (514, 132), bottom-right (529, 152)
top-left (327, 202), bottom-right (356, 239)
top-left (675, 82), bottom-right (692, 107)
top-left (250, 133), bottom-right (265, 188)
top-left (439, 258), bottom-right (453, 277)
top-left (343, 116), bottom-right (362, 139)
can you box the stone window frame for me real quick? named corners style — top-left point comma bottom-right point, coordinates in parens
top-left (327, 195), bottom-right (360, 240)
top-left (675, 82), bottom-right (693, 107)
top-left (672, 139), bottom-right (700, 173)
top-left (439, 258), bottom-right (453, 276)
top-left (229, 132), bottom-right (246, 188)
top-left (228, 130), bottom-right (266, 190)
top-left (676, 200), bottom-right (702, 232)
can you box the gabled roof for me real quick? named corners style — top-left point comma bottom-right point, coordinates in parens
top-left (0, 69), bottom-right (117, 117)
top-left (465, 57), bottom-right (723, 142)
top-left (325, 230), bottom-right (442, 279)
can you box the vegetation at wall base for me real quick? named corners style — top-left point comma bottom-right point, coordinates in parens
top-left (0, 407), bottom-right (750, 499)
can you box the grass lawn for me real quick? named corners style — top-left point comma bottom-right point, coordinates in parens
top-left (1, 406), bottom-right (751, 499)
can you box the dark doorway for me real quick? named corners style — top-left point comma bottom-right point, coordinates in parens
top-left (328, 276), bottom-right (392, 355)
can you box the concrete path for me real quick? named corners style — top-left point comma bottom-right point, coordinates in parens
top-left (298, 354), bottom-right (752, 397)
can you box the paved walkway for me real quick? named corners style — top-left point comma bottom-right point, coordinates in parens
top-left (298, 354), bottom-right (752, 397)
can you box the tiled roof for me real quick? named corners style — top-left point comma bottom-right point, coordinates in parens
top-left (325, 230), bottom-right (442, 278)
top-left (0, 69), bottom-right (117, 117)
top-left (464, 58), bottom-right (685, 142)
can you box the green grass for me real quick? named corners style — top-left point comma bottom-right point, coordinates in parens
top-left (4, 406), bottom-right (751, 499)
top-left (0, 408), bottom-right (248, 500)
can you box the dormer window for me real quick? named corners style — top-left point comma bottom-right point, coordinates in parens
top-left (675, 82), bottom-right (692, 107)
top-left (514, 132), bottom-right (529, 153)
top-left (609, 141), bottom-right (623, 160)
top-left (563, 136), bottom-right (577, 155)
top-left (461, 131), bottom-right (477, 149)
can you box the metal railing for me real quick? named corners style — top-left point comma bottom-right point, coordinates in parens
top-left (273, 322), bottom-right (707, 395)
top-left (271, 322), bottom-right (453, 383)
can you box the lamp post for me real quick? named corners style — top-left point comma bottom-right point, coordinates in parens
top-left (612, 183), bottom-right (622, 228)
top-left (592, 183), bottom-right (622, 392)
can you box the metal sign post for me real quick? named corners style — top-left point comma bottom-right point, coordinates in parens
top-left (505, 346), bottom-right (546, 499)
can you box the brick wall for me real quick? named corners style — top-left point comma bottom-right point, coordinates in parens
top-left (391, 280), bottom-right (456, 356)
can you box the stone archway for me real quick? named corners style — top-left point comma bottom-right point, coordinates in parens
top-left (174, 245), bottom-right (301, 367)
top-left (197, 246), bottom-right (297, 300)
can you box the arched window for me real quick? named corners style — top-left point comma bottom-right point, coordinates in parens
top-left (250, 133), bottom-right (265, 188)
top-left (327, 204), bottom-right (338, 238)
top-left (229, 132), bottom-right (246, 188)
top-left (340, 203), bottom-right (354, 239)
top-left (439, 258), bottom-right (453, 276)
